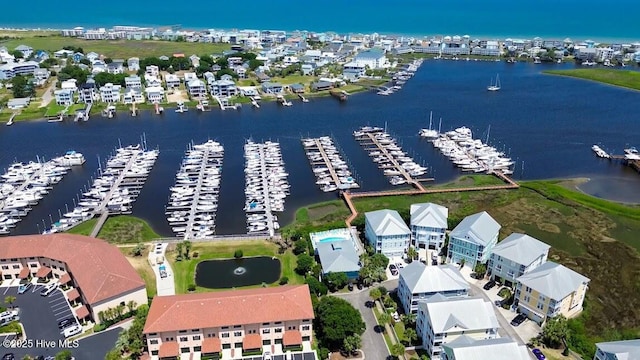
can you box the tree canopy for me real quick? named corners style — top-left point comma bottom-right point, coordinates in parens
top-left (295, 253), bottom-right (314, 275)
top-left (11, 76), bottom-right (35, 98)
top-left (542, 315), bottom-right (568, 349)
top-left (314, 296), bottom-right (365, 350)
top-left (322, 272), bottom-right (348, 292)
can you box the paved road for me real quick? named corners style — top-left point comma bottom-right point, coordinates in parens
top-left (332, 280), bottom-right (398, 360)
top-left (148, 242), bottom-right (175, 296)
top-left (39, 81), bottom-right (56, 108)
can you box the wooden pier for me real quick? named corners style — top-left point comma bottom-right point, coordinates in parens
top-left (182, 146), bottom-right (217, 240)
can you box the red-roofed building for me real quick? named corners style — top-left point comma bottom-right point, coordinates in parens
top-left (143, 285), bottom-right (314, 359)
top-left (0, 234), bottom-right (147, 324)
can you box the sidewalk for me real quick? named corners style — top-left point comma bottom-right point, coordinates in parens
top-left (147, 242), bottom-right (175, 296)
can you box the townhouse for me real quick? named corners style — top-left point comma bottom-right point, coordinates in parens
top-left (488, 233), bottom-right (550, 287)
top-left (594, 339), bottom-right (640, 360)
top-left (364, 209), bottom-right (411, 258)
top-left (410, 202), bottom-right (448, 250)
top-left (100, 83), bottom-right (121, 102)
top-left (441, 337), bottom-right (531, 360)
top-left (416, 295), bottom-right (499, 360)
top-left (397, 262), bottom-right (469, 315)
top-left (143, 285), bottom-right (314, 360)
top-left (79, 80), bottom-right (98, 104)
top-left (515, 261), bottom-right (590, 324)
top-left (0, 234), bottom-right (147, 324)
top-left (0, 61), bottom-right (40, 80)
top-left (447, 211), bottom-right (501, 269)
top-left (316, 240), bottom-right (361, 280)
top-left (352, 48), bottom-right (389, 69)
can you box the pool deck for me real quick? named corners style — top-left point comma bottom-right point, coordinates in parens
top-left (310, 227), bottom-right (365, 255)
top-left (148, 242), bottom-right (176, 296)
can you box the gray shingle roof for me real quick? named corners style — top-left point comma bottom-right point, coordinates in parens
top-left (492, 233), bottom-right (550, 266)
top-left (596, 339), bottom-right (640, 360)
top-left (450, 211), bottom-right (500, 246)
top-left (444, 336), bottom-right (531, 360)
top-left (410, 202), bottom-right (448, 228)
top-left (316, 240), bottom-right (360, 274)
top-left (419, 295), bottom-right (498, 333)
top-left (399, 262), bottom-right (468, 294)
top-left (516, 261), bottom-right (590, 300)
top-left (365, 209), bottom-right (410, 236)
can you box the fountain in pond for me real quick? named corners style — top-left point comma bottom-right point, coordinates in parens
top-left (195, 256), bottom-right (281, 288)
top-left (233, 266), bottom-right (247, 275)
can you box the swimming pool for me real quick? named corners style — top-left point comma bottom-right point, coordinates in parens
top-left (318, 236), bottom-right (349, 243)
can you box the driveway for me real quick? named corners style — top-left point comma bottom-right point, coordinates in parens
top-left (39, 80), bottom-right (57, 108)
top-left (148, 242), bottom-right (175, 296)
top-left (332, 279), bottom-right (399, 360)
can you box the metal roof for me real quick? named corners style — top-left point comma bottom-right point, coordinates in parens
top-left (365, 209), bottom-right (410, 236)
top-left (516, 261), bottom-right (590, 300)
top-left (491, 233), bottom-right (550, 266)
top-left (450, 211), bottom-right (500, 246)
top-left (399, 262), bottom-right (468, 294)
top-left (410, 202), bottom-right (448, 229)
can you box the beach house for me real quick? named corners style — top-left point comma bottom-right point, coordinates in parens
top-left (99, 83), bottom-right (121, 103)
top-left (125, 75), bottom-right (142, 89)
top-left (187, 79), bottom-right (207, 99)
top-left (164, 74), bottom-right (180, 89)
top-left (316, 240), bottom-right (361, 280)
top-left (146, 65), bottom-right (160, 77)
top-left (209, 77), bottom-right (238, 97)
top-left (145, 86), bottom-right (165, 104)
top-left (33, 68), bottom-right (51, 86)
top-left (342, 62), bottom-right (366, 81)
top-left (127, 57), bottom-right (140, 72)
top-left (14, 45), bottom-right (33, 58)
top-left (364, 209), bottom-right (411, 258)
top-left (397, 262), bottom-right (469, 315)
top-left (261, 82), bottom-right (284, 95)
top-left (353, 48), bottom-right (389, 69)
top-left (54, 89), bottom-right (74, 106)
top-left (447, 211), bottom-right (501, 269)
top-left (79, 80), bottom-right (97, 104)
top-left (410, 203), bottom-right (448, 250)
top-left (594, 339), bottom-right (640, 360)
top-left (416, 295), bottom-right (499, 360)
top-left (488, 233), bottom-right (550, 287)
top-left (441, 337), bottom-right (531, 360)
top-left (515, 261), bottom-right (590, 324)
top-left (107, 60), bottom-right (125, 74)
top-left (143, 285), bottom-right (314, 360)
top-left (123, 88), bottom-right (144, 104)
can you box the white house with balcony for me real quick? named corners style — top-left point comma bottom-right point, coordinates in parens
top-left (145, 86), bottom-right (165, 104)
top-left (410, 203), bottom-right (448, 250)
top-left (398, 262), bottom-right (469, 315)
top-left (99, 83), bottom-right (121, 103)
top-left (127, 57), bottom-right (140, 72)
top-left (594, 339), bottom-right (640, 360)
top-left (209, 78), bottom-right (238, 97)
top-left (15, 45), bottom-right (34, 58)
top-left (187, 79), bottom-right (207, 99)
top-left (123, 88), bottom-right (144, 104)
top-left (145, 65), bottom-right (159, 77)
top-left (417, 295), bottom-right (499, 360)
top-left (165, 74), bottom-right (180, 89)
top-left (353, 48), bottom-right (389, 69)
top-left (145, 75), bottom-right (162, 88)
top-left (54, 89), bottom-right (74, 105)
top-left (364, 209), bottom-right (410, 258)
top-left (447, 211), bottom-right (501, 269)
top-left (125, 75), bottom-right (142, 89)
top-left (441, 337), bottom-right (531, 360)
top-left (488, 233), bottom-right (550, 287)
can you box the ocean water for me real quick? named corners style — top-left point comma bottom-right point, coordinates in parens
top-left (1, 61), bottom-right (640, 237)
top-left (1, 0), bottom-right (640, 41)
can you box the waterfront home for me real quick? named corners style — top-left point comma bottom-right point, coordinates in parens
top-left (364, 209), bottom-right (411, 258)
top-left (33, 68), bottom-right (51, 86)
top-left (15, 45), bottom-right (33, 58)
top-left (0, 46), bottom-right (13, 63)
top-left (145, 75), bottom-right (162, 88)
top-left (441, 337), bottom-right (531, 360)
top-left (189, 54), bottom-right (201, 68)
top-left (397, 262), bottom-right (469, 315)
top-left (123, 88), bottom-right (144, 104)
top-left (7, 98), bottom-right (30, 110)
top-left (125, 75), bottom-right (142, 89)
top-left (145, 86), bottom-right (165, 103)
top-left (143, 285), bottom-right (314, 360)
top-left (289, 83), bottom-right (305, 94)
top-left (256, 72), bottom-right (271, 83)
top-left (53, 49), bottom-right (74, 58)
top-left (416, 295), bottom-right (499, 360)
top-left (488, 233), bottom-right (550, 287)
top-left (146, 65), bottom-right (160, 77)
top-left (0, 61), bottom-right (40, 80)
top-left (301, 63), bottom-right (315, 76)
top-left (61, 79), bottom-right (78, 93)
top-left (515, 261), bottom-right (589, 324)
top-left (54, 89), bottom-right (74, 105)
top-left (91, 60), bottom-right (107, 74)
top-left (594, 339), bottom-right (640, 360)
top-left (234, 66), bottom-right (247, 79)
top-left (209, 78), bottom-right (238, 97)
top-left (353, 48), bottom-right (389, 69)
top-left (99, 83), bottom-right (121, 103)
top-left (86, 52), bottom-right (100, 62)
top-left (187, 79), bottom-right (207, 99)
top-left (410, 202), bottom-right (448, 251)
top-left (107, 60), bottom-right (125, 74)
top-left (342, 62), bottom-right (366, 81)
top-left (0, 234), bottom-right (147, 325)
top-left (311, 81), bottom-right (333, 92)
top-left (316, 240), bottom-right (361, 280)
top-left (164, 74), bottom-right (180, 89)
top-left (34, 50), bottom-right (49, 63)
top-left (447, 211), bottom-right (501, 269)
top-left (184, 72), bottom-right (198, 83)
top-left (127, 57), bottom-right (140, 72)
top-left (261, 82), bottom-right (284, 95)
top-left (79, 80), bottom-right (97, 104)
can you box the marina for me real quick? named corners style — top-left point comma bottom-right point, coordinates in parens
top-left (378, 59), bottom-right (423, 96)
top-left (0, 153), bottom-right (85, 235)
top-left (353, 126), bottom-right (428, 187)
top-left (430, 126), bottom-right (515, 175)
top-left (301, 136), bottom-right (359, 192)
top-left (44, 143), bottom-right (158, 234)
top-left (165, 140), bottom-right (224, 239)
top-left (244, 140), bottom-right (290, 237)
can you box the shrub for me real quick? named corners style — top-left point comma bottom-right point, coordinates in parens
top-left (192, 251), bottom-right (199, 258)
top-left (93, 323), bottom-right (107, 332)
top-left (279, 277), bottom-right (289, 285)
top-left (234, 249), bottom-right (243, 258)
top-left (187, 284), bottom-right (196, 292)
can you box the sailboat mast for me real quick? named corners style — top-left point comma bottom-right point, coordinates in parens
top-left (429, 111), bottom-right (433, 130)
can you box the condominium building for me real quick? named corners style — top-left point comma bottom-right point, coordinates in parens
top-left (410, 202), bottom-right (448, 250)
top-left (488, 233), bottom-right (550, 287)
top-left (364, 209), bottom-right (411, 258)
top-left (447, 211), bottom-right (501, 269)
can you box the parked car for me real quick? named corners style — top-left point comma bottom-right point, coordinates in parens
top-left (396, 262), bottom-right (405, 269)
top-left (62, 324), bottom-right (82, 338)
top-left (58, 317), bottom-right (76, 330)
top-left (40, 282), bottom-right (58, 296)
top-left (348, 283), bottom-right (354, 291)
top-left (510, 313), bottom-right (528, 327)
top-left (389, 264), bottom-right (398, 275)
top-left (263, 351), bottom-right (272, 360)
top-left (2, 353), bottom-right (15, 360)
top-left (392, 312), bottom-right (400, 322)
top-left (531, 348), bottom-right (546, 360)
top-left (494, 299), bottom-right (505, 307)
top-left (483, 280), bottom-right (496, 290)
top-left (356, 283), bottom-right (363, 290)
top-left (17, 282), bottom-right (32, 294)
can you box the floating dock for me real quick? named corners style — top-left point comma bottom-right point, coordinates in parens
top-left (302, 136), bottom-right (359, 192)
top-left (353, 126), bottom-right (428, 188)
top-left (166, 140), bottom-right (224, 240)
top-left (244, 140), bottom-right (289, 237)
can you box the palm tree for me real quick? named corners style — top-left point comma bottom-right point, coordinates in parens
top-left (390, 343), bottom-right (405, 359)
top-left (98, 310), bottom-right (105, 324)
top-left (407, 247), bottom-right (418, 263)
top-left (404, 328), bottom-right (417, 346)
top-left (4, 295), bottom-right (16, 309)
top-left (175, 242), bottom-right (184, 258)
top-left (126, 300), bottom-right (137, 315)
top-left (183, 240), bottom-right (192, 259)
top-left (369, 288), bottom-right (382, 303)
top-left (378, 312), bottom-right (391, 329)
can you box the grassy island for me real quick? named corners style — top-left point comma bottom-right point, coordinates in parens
top-left (544, 68), bottom-right (640, 91)
top-left (66, 215), bottom-right (159, 243)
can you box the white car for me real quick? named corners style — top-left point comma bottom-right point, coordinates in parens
top-left (62, 324), bottom-right (82, 338)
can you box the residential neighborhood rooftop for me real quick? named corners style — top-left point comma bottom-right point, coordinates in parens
top-left (443, 336), bottom-right (531, 360)
top-left (516, 261), bottom-right (590, 300)
top-left (419, 294), bottom-right (499, 333)
top-left (449, 211), bottom-right (501, 245)
top-left (491, 233), bottom-right (550, 266)
top-left (400, 262), bottom-right (469, 294)
top-left (365, 209), bottom-right (410, 236)
top-left (410, 202), bottom-right (448, 228)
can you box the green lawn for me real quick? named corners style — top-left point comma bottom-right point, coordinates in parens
top-left (66, 219), bottom-right (98, 236)
top-left (65, 215), bottom-right (158, 243)
top-left (269, 74), bottom-right (318, 85)
top-left (43, 103), bottom-right (67, 117)
top-left (169, 240), bottom-right (303, 294)
top-left (544, 69), bottom-right (640, 91)
top-left (0, 36), bottom-right (232, 59)
top-left (118, 246), bottom-right (157, 299)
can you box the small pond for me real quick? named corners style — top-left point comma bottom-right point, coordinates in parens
top-left (194, 256), bottom-right (281, 289)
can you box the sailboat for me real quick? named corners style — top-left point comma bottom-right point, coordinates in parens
top-left (419, 111), bottom-right (439, 138)
top-left (487, 74), bottom-right (501, 91)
